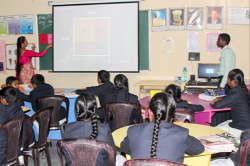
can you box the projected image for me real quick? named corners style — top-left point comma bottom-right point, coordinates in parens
top-left (74, 18), bottom-right (110, 56)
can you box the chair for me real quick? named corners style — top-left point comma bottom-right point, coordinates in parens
top-left (57, 138), bottom-right (116, 166)
top-left (174, 110), bottom-right (196, 123)
top-left (21, 106), bottom-right (53, 166)
top-left (123, 158), bottom-right (188, 166)
top-left (182, 88), bottom-right (207, 95)
top-left (239, 139), bottom-right (250, 166)
top-left (0, 115), bottom-right (25, 166)
top-left (104, 102), bottom-right (141, 130)
top-left (36, 95), bottom-right (69, 130)
top-left (17, 97), bottom-right (25, 106)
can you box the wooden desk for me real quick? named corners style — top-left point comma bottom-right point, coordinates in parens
top-left (112, 123), bottom-right (232, 166)
top-left (135, 80), bottom-right (186, 98)
top-left (182, 94), bottom-right (231, 125)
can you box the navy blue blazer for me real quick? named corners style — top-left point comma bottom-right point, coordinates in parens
top-left (64, 121), bottom-right (115, 166)
top-left (207, 17), bottom-right (222, 23)
top-left (29, 83), bottom-right (66, 120)
top-left (120, 122), bottom-right (204, 163)
top-left (106, 91), bottom-right (141, 131)
top-left (75, 81), bottom-right (115, 108)
top-left (176, 100), bottom-right (204, 112)
top-left (0, 104), bottom-right (8, 166)
top-left (211, 85), bottom-right (250, 130)
top-left (5, 101), bottom-right (35, 148)
top-left (15, 88), bottom-right (30, 102)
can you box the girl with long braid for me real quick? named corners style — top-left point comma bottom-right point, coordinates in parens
top-left (211, 68), bottom-right (250, 138)
top-left (120, 93), bottom-right (204, 163)
top-left (64, 93), bottom-right (115, 166)
top-left (16, 36), bottom-right (52, 84)
top-left (106, 74), bottom-right (141, 131)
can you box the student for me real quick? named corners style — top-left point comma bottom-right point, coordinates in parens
top-left (106, 74), bottom-right (141, 131)
top-left (165, 84), bottom-right (204, 112)
top-left (75, 70), bottom-right (115, 118)
top-left (29, 74), bottom-right (66, 120)
top-left (211, 69), bottom-right (250, 138)
top-left (64, 93), bottom-right (125, 166)
top-left (0, 100), bottom-right (8, 165)
top-left (0, 87), bottom-right (35, 164)
top-left (120, 93), bottom-right (204, 163)
top-left (6, 76), bottom-right (30, 102)
top-left (210, 128), bottom-right (250, 166)
top-left (16, 36), bottom-right (52, 84)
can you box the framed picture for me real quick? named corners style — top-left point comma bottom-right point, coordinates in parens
top-left (206, 6), bottom-right (223, 29)
top-left (151, 9), bottom-right (167, 32)
top-left (187, 7), bottom-right (204, 30)
top-left (169, 8), bottom-right (185, 30)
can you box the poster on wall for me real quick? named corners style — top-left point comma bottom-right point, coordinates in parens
top-left (0, 41), bottom-right (6, 73)
top-left (21, 15), bottom-right (34, 34)
top-left (187, 7), bottom-right (204, 30)
top-left (169, 8), bottom-right (185, 30)
top-left (206, 6), bottom-right (223, 30)
top-left (187, 33), bottom-right (199, 52)
top-left (0, 16), bottom-right (8, 36)
top-left (6, 44), bottom-right (36, 70)
top-left (163, 37), bottom-right (174, 53)
top-left (151, 9), bottom-right (167, 32)
top-left (7, 15), bottom-right (21, 35)
top-left (228, 7), bottom-right (250, 25)
top-left (206, 33), bottom-right (221, 52)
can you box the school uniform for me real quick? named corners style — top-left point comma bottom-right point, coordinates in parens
top-left (0, 104), bottom-right (8, 166)
top-left (75, 81), bottom-right (115, 118)
top-left (176, 100), bottom-right (204, 112)
top-left (211, 85), bottom-right (250, 138)
top-left (15, 88), bottom-right (30, 102)
top-left (106, 91), bottom-right (141, 131)
top-left (64, 121), bottom-right (115, 166)
top-left (29, 83), bottom-right (66, 120)
top-left (120, 122), bottom-right (204, 163)
top-left (5, 101), bottom-right (35, 148)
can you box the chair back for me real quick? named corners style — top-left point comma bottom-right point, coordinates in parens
top-left (36, 95), bottom-right (69, 129)
top-left (174, 111), bottom-right (196, 123)
top-left (0, 115), bottom-right (25, 166)
top-left (23, 106), bottom-right (53, 151)
top-left (123, 158), bottom-right (188, 166)
top-left (17, 97), bottom-right (24, 106)
top-left (57, 138), bottom-right (116, 166)
top-left (182, 88), bottom-right (207, 95)
top-left (239, 139), bottom-right (250, 166)
top-left (104, 102), bottom-right (141, 130)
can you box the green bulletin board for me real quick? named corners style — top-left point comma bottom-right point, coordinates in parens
top-left (37, 11), bottom-right (149, 71)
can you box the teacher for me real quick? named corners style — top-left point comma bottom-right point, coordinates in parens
top-left (16, 36), bottom-right (52, 84)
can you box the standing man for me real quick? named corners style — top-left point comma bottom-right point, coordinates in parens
top-left (214, 33), bottom-right (236, 125)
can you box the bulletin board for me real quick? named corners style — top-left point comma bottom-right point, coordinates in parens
top-left (37, 11), bottom-right (149, 71)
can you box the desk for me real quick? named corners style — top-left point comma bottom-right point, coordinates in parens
top-left (181, 94), bottom-right (231, 125)
top-left (135, 80), bottom-right (186, 98)
top-left (112, 123), bottom-right (231, 166)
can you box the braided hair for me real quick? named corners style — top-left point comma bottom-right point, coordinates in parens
top-left (16, 36), bottom-right (26, 78)
top-left (75, 93), bottom-right (98, 139)
top-left (112, 74), bottom-right (129, 102)
top-left (149, 92), bottom-right (176, 158)
top-left (165, 84), bottom-right (182, 101)
top-left (228, 69), bottom-right (250, 105)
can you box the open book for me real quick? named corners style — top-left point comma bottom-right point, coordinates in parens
top-left (196, 135), bottom-right (236, 152)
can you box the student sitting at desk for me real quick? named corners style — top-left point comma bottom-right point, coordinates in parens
top-left (105, 74), bottom-right (141, 132)
top-left (64, 93), bottom-right (125, 166)
top-left (75, 70), bottom-right (115, 119)
top-left (211, 69), bottom-right (250, 138)
top-left (120, 93), bottom-right (204, 163)
top-left (6, 76), bottom-right (30, 102)
top-left (0, 87), bottom-right (35, 165)
top-left (0, 101), bottom-right (8, 165)
top-left (165, 84), bottom-right (204, 112)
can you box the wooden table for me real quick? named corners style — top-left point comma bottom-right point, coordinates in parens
top-left (112, 123), bottom-right (232, 166)
top-left (135, 80), bottom-right (186, 98)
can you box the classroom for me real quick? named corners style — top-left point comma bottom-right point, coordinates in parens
top-left (0, 0), bottom-right (249, 95)
top-left (0, 0), bottom-right (250, 165)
